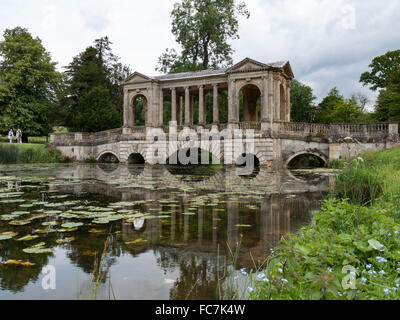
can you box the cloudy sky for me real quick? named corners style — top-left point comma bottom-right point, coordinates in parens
top-left (1, 0), bottom-right (400, 107)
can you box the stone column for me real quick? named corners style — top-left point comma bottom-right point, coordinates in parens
top-left (274, 75), bottom-right (281, 122)
top-left (261, 76), bottom-right (269, 122)
top-left (185, 86), bottom-right (191, 126)
top-left (159, 88), bottom-right (164, 127)
top-left (171, 88), bottom-right (177, 123)
top-left (213, 84), bottom-right (219, 124)
top-left (268, 72), bottom-right (274, 123)
top-left (190, 94), bottom-right (195, 125)
top-left (286, 80), bottom-right (291, 122)
top-left (178, 95), bottom-right (183, 126)
top-left (198, 85), bottom-right (205, 125)
top-left (123, 91), bottom-right (130, 127)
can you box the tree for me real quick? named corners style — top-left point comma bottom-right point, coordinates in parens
top-left (374, 70), bottom-right (400, 122)
top-left (360, 50), bottom-right (400, 91)
top-left (61, 37), bottom-right (131, 132)
top-left (290, 80), bottom-right (317, 123)
top-left (0, 27), bottom-right (62, 138)
top-left (156, 0), bottom-right (250, 74)
top-left (316, 88), bottom-right (364, 123)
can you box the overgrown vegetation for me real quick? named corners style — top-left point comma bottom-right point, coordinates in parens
top-left (232, 147), bottom-right (400, 300)
top-left (0, 144), bottom-right (71, 164)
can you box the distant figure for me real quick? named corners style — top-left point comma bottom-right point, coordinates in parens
top-left (8, 129), bottom-right (14, 143)
top-left (16, 128), bottom-right (22, 144)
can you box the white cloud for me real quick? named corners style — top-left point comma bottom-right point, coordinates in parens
top-left (0, 0), bottom-right (399, 105)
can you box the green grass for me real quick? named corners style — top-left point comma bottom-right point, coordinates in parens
top-left (230, 147), bottom-right (400, 300)
top-left (0, 143), bottom-right (71, 164)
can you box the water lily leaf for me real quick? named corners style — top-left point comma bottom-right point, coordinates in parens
top-left (9, 219), bottom-right (32, 226)
top-left (368, 239), bottom-right (385, 251)
top-left (0, 232), bottom-right (18, 240)
top-left (42, 221), bottom-right (58, 226)
top-left (56, 237), bottom-right (75, 244)
top-left (23, 242), bottom-right (53, 254)
top-left (2, 260), bottom-right (36, 267)
top-left (61, 222), bottom-right (83, 228)
top-left (16, 235), bottom-right (39, 241)
top-left (235, 224), bottom-right (252, 228)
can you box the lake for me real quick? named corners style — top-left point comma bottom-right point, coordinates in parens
top-left (0, 164), bottom-right (332, 300)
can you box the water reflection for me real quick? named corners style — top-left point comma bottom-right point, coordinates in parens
top-left (0, 164), bottom-right (330, 300)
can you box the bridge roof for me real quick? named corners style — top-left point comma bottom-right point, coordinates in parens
top-left (123, 58), bottom-right (293, 85)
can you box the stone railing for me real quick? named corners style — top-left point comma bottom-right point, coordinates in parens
top-left (238, 122), bottom-right (261, 130)
top-left (279, 122), bottom-right (399, 141)
top-left (50, 128), bottom-right (123, 146)
top-left (279, 122), bottom-right (330, 136)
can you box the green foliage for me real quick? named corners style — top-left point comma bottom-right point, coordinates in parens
top-left (156, 0), bottom-right (250, 73)
top-left (0, 144), bottom-right (71, 164)
top-left (61, 37), bottom-right (130, 132)
top-left (71, 86), bottom-right (121, 132)
top-left (246, 198), bottom-right (400, 300)
top-left (360, 50), bottom-right (400, 91)
top-left (290, 80), bottom-right (318, 123)
top-left (316, 88), bottom-right (364, 123)
top-left (374, 70), bottom-right (400, 122)
top-left (0, 27), bottom-right (63, 136)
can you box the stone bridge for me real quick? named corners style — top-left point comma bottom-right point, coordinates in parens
top-left (49, 57), bottom-right (400, 168)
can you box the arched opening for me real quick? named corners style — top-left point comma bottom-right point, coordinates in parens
top-left (239, 84), bottom-right (261, 122)
top-left (280, 84), bottom-right (286, 121)
top-left (287, 153), bottom-right (326, 169)
top-left (131, 94), bottom-right (147, 127)
top-left (98, 152), bottom-right (119, 164)
top-left (128, 153), bottom-right (145, 164)
top-left (167, 148), bottom-right (220, 166)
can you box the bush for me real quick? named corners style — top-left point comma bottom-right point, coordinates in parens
top-left (245, 199), bottom-right (400, 300)
top-left (0, 144), bottom-right (71, 164)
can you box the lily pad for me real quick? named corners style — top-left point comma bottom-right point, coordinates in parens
top-left (16, 235), bottom-right (39, 241)
top-left (61, 222), bottom-right (83, 228)
top-left (1, 260), bottom-right (36, 267)
top-left (23, 242), bottom-right (53, 254)
top-left (0, 232), bottom-right (18, 241)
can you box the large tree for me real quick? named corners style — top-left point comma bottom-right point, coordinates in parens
top-left (0, 27), bottom-right (62, 137)
top-left (61, 37), bottom-right (131, 132)
top-left (156, 0), bottom-right (250, 74)
top-left (374, 70), bottom-right (400, 122)
top-left (316, 88), bottom-right (364, 124)
top-left (290, 80), bottom-right (317, 123)
top-left (360, 50), bottom-right (400, 91)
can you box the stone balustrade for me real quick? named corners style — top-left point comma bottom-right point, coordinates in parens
top-left (49, 122), bottom-right (399, 147)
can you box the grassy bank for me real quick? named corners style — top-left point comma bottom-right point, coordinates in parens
top-left (0, 143), bottom-right (71, 164)
top-left (234, 147), bottom-right (400, 300)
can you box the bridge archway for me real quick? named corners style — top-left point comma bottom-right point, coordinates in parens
top-left (128, 153), bottom-right (145, 164)
top-left (131, 94), bottom-right (148, 126)
top-left (286, 152), bottom-right (327, 169)
top-left (167, 148), bottom-right (220, 166)
top-left (238, 84), bottom-right (261, 122)
top-left (97, 151), bottom-right (120, 163)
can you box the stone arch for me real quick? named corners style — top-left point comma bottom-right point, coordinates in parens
top-left (235, 153), bottom-right (260, 167)
top-left (167, 147), bottom-right (222, 165)
top-left (237, 83), bottom-right (262, 122)
top-left (128, 153), bottom-right (145, 164)
top-left (97, 151), bottom-right (120, 163)
top-left (130, 93), bottom-right (149, 127)
top-left (286, 151), bottom-right (328, 168)
top-left (124, 144), bottom-right (148, 164)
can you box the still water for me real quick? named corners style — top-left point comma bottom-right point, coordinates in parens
top-left (0, 164), bottom-right (331, 300)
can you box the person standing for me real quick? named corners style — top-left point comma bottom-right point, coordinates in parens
top-left (16, 128), bottom-right (22, 144)
top-left (8, 129), bottom-right (14, 143)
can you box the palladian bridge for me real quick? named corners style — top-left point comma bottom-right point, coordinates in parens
top-left (50, 58), bottom-right (400, 168)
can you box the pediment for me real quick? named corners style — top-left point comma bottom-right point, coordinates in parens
top-left (124, 72), bottom-right (153, 84)
top-left (226, 58), bottom-right (269, 74)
